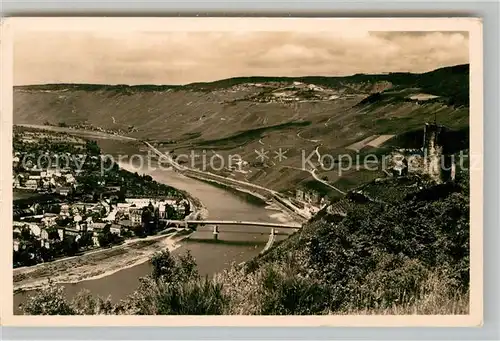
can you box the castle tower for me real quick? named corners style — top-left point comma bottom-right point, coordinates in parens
top-left (422, 122), bottom-right (453, 183)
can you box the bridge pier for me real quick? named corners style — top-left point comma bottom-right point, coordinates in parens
top-left (213, 225), bottom-right (219, 241)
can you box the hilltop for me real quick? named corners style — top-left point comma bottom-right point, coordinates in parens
top-left (14, 64), bottom-right (469, 104)
top-left (14, 64), bottom-right (470, 200)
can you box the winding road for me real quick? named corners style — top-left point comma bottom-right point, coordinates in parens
top-left (310, 169), bottom-right (346, 195)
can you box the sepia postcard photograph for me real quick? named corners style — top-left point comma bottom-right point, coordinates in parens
top-left (0, 17), bottom-right (483, 327)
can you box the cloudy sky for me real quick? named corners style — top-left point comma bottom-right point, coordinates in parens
top-left (14, 31), bottom-right (469, 85)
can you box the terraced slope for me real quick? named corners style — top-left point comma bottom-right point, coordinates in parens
top-left (14, 64), bottom-right (469, 196)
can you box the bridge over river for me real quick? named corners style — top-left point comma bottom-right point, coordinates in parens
top-left (161, 219), bottom-right (302, 229)
top-left (162, 219), bottom-right (300, 246)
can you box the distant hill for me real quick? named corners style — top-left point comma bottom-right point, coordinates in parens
top-left (181, 64), bottom-right (469, 104)
top-left (16, 64), bottom-right (469, 106)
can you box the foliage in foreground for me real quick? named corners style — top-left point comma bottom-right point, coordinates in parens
top-left (21, 175), bottom-right (470, 315)
top-left (21, 250), bottom-right (227, 315)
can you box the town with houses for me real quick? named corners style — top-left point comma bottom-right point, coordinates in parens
top-left (12, 126), bottom-right (191, 268)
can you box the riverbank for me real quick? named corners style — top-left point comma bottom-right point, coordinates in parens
top-left (13, 177), bottom-right (206, 293)
top-left (180, 171), bottom-right (309, 223)
top-left (176, 188), bottom-right (209, 220)
top-left (145, 141), bottom-right (311, 221)
top-left (13, 230), bottom-right (191, 293)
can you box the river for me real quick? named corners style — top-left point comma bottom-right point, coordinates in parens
top-left (14, 146), bottom-right (296, 311)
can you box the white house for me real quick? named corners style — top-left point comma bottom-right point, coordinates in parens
top-left (65, 174), bottom-right (76, 184)
top-left (125, 198), bottom-right (158, 209)
top-left (25, 179), bottom-right (38, 190)
top-left (46, 169), bottom-right (57, 177)
top-left (129, 208), bottom-right (143, 226)
top-left (42, 179), bottom-right (51, 189)
top-left (56, 186), bottom-right (72, 196)
top-left (40, 228), bottom-right (49, 241)
top-left (117, 203), bottom-right (132, 214)
top-left (99, 201), bottom-right (111, 215)
top-left (103, 207), bottom-right (118, 222)
top-left (13, 175), bottom-right (21, 188)
top-left (74, 214), bottom-right (83, 223)
top-left (27, 223), bottom-right (41, 237)
top-left (41, 215), bottom-right (58, 227)
top-left (89, 222), bottom-right (107, 232)
top-left (60, 204), bottom-right (70, 216)
top-left (110, 225), bottom-right (121, 236)
top-left (158, 202), bottom-right (168, 219)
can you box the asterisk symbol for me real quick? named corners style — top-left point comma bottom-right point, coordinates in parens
top-left (254, 148), bottom-right (269, 162)
top-left (274, 148), bottom-right (288, 162)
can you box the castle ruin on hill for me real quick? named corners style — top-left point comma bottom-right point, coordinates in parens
top-left (422, 122), bottom-right (455, 183)
top-left (388, 122), bottom-right (457, 184)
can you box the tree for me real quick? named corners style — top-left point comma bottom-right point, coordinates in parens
top-left (183, 201), bottom-right (191, 217)
top-left (150, 250), bottom-right (199, 284)
top-left (141, 205), bottom-right (156, 235)
top-left (20, 228), bottom-right (33, 241)
top-left (39, 245), bottom-right (55, 262)
top-left (62, 236), bottom-right (79, 256)
top-left (71, 289), bottom-right (116, 315)
top-left (98, 225), bottom-right (123, 247)
top-left (151, 250), bottom-right (176, 281)
top-left (47, 228), bottom-right (60, 240)
top-left (117, 188), bottom-right (127, 202)
top-left (98, 225), bottom-right (113, 248)
top-left (176, 251), bottom-right (198, 282)
top-left (78, 231), bottom-right (93, 249)
top-left (85, 140), bottom-right (101, 156)
top-left (13, 248), bottom-right (38, 267)
top-left (56, 217), bottom-right (70, 227)
top-left (79, 173), bottom-right (100, 192)
top-left (132, 224), bottom-right (146, 238)
top-left (150, 278), bottom-right (226, 315)
top-left (121, 229), bottom-right (133, 238)
top-left (21, 281), bottom-right (74, 315)
top-left (125, 250), bottom-right (225, 315)
top-left (47, 204), bottom-right (61, 214)
top-left (165, 204), bottom-right (177, 220)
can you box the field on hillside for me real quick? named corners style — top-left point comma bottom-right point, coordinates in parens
top-left (14, 65), bottom-right (470, 196)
